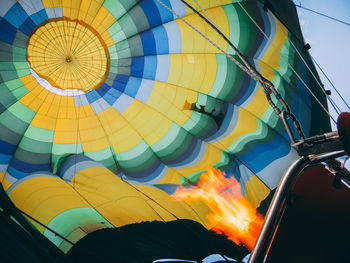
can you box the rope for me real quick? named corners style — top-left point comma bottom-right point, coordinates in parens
top-left (295, 4), bottom-right (350, 27)
top-left (310, 55), bottom-right (350, 110)
top-left (328, 96), bottom-right (341, 115)
top-left (19, 209), bottom-right (75, 246)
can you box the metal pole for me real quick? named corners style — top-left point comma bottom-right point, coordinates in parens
top-left (248, 156), bottom-right (309, 263)
top-left (248, 150), bottom-right (345, 263)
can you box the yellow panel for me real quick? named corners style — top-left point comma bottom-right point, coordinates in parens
top-left (19, 74), bottom-right (38, 92)
top-left (47, 94), bottom-right (62, 118)
top-left (184, 0), bottom-right (233, 15)
top-left (79, 114), bottom-right (110, 151)
top-left (81, 138), bottom-right (110, 152)
top-left (27, 18), bottom-right (109, 92)
top-left (177, 7), bottom-right (229, 54)
top-left (120, 100), bottom-right (143, 122)
top-left (167, 54), bottom-right (182, 86)
top-left (70, 166), bottom-right (210, 227)
top-left (91, 6), bottom-right (116, 36)
top-left (101, 31), bottom-right (114, 47)
top-left (1, 177), bottom-right (12, 191)
top-left (195, 54), bottom-right (217, 94)
top-left (157, 169), bottom-right (183, 185)
top-left (97, 107), bottom-right (124, 135)
top-left (42, 0), bottom-right (62, 8)
top-left (62, 0), bottom-right (81, 19)
top-left (179, 55), bottom-right (196, 89)
top-left (177, 143), bottom-right (222, 177)
top-left (31, 114), bottom-right (56, 130)
top-left (119, 100), bottom-right (173, 146)
top-left (212, 108), bottom-right (258, 150)
top-left (167, 54), bottom-right (218, 94)
top-left (244, 87), bottom-right (269, 119)
top-left (8, 176), bottom-right (90, 232)
top-left (0, 172), bottom-right (4, 182)
top-left (243, 175), bottom-right (271, 209)
top-left (136, 184), bottom-right (210, 224)
top-left (19, 86), bottom-right (52, 113)
top-left (53, 117), bottom-right (79, 143)
top-left (260, 16), bottom-right (288, 73)
top-left (57, 96), bottom-right (76, 119)
top-left (149, 81), bottom-right (196, 127)
top-left (109, 125), bottom-right (142, 153)
top-left (78, 0), bottom-right (104, 24)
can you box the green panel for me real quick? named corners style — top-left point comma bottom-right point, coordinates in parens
top-left (13, 62), bottom-right (30, 77)
top-left (52, 143), bottom-right (83, 172)
top-left (224, 4), bottom-right (241, 55)
top-left (151, 124), bottom-right (193, 162)
top-left (108, 22), bottom-right (127, 43)
top-left (119, 13), bottom-right (138, 38)
top-left (115, 39), bottom-right (131, 59)
top-left (13, 147), bottom-right (50, 164)
top-left (183, 111), bottom-right (216, 139)
top-left (24, 125), bottom-right (54, 142)
top-left (45, 207), bottom-right (113, 247)
top-left (12, 46), bottom-right (27, 62)
top-left (8, 102), bottom-right (35, 123)
top-left (117, 140), bottom-right (158, 173)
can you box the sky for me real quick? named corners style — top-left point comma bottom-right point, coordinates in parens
top-left (292, 0), bottom-right (350, 130)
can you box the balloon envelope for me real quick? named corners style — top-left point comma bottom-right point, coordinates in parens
top-left (0, 0), bottom-right (329, 259)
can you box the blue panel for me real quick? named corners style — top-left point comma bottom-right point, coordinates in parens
top-left (112, 75), bottom-right (129, 93)
top-left (103, 88), bottom-right (122, 105)
top-left (224, 159), bottom-right (242, 183)
top-left (0, 18), bottom-right (17, 44)
top-left (143, 56), bottom-right (157, 79)
top-left (131, 57), bottom-right (144, 78)
top-left (154, 0), bottom-right (174, 23)
top-left (0, 153), bottom-right (12, 164)
top-left (140, 30), bottom-right (156, 55)
top-left (97, 83), bottom-right (109, 97)
top-left (86, 90), bottom-right (101, 104)
top-left (0, 140), bottom-right (16, 155)
top-left (155, 183), bottom-right (178, 195)
top-left (57, 154), bottom-right (91, 177)
top-left (239, 133), bottom-right (290, 173)
top-left (10, 158), bottom-right (50, 174)
top-left (140, 0), bottom-right (161, 28)
top-left (30, 9), bottom-right (48, 25)
top-left (152, 25), bottom-right (169, 54)
top-left (6, 166), bottom-right (28, 179)
top-left (170, 138), bottom-right (202, 167)
top-left (232, 75), bottom-right (253, 105)
top-left (4, 3), bottom-right (28, 29)
top-left (124, 77), bottom-right (141, 98)
top-left (19, 16), bottom-right (36, 35)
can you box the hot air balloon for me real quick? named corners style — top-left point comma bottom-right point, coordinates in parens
top-left (0, 0), bottom-right (336, 262)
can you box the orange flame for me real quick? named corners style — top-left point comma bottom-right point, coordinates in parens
top-left (173, 167), bottom-right (263, 250)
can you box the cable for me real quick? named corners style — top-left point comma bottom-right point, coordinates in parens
top-left (328, 96), bottom-right (341, 115)
top-left (19, 209), bottom-right (75, 246)
top-left (310, 55), bottom-right (350, 110)
top-left (295, 4), bottom-right (350, 27)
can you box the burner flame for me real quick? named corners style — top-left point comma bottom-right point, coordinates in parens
top-left (173, 167), bottom-right (263, 250)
